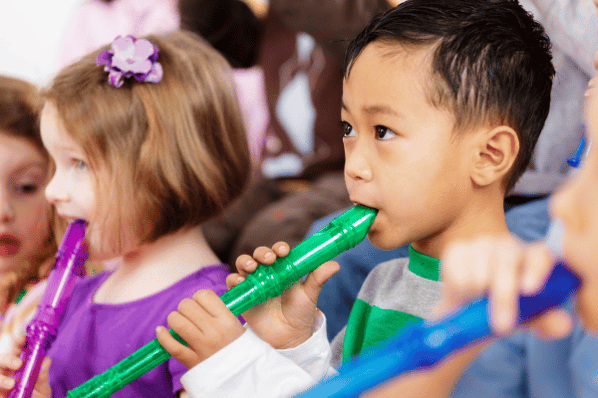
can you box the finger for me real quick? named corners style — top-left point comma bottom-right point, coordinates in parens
top-left (302, 261), bottom-right (340, 304)
top-left (226, 273), bottom-right (246, 290)
top-left (235, 254), bottom-right (259, 277)
top-left (33, 357), bottom-right (52, 397)
top-left (191, 290), bottom-right (230, 318)
top-left (252, 246), bottom-right (277, 264)
top-left (13, 336), bottom-right (26, 351)
top-left (0, 373), bottom-right (15, 390)
top-left (156, 325), bottom-right (199, 369)
top-left (489, 243), bottom-right (522, 334)
top-left (528, 309), bottom-right (574, 340)
top-left (521, 243), bottom-right (554, 295)
top-left (272, 242), bottom-right (290, 257)
top-left (441, 242), bottom-right (479, 307)
top-left (0, 353), bottom-right (22, 372)
top-left (176, 297), bottom-right (212, 332)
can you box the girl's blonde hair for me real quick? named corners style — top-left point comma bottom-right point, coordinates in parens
top-left (43, 31), bottom-right (250, 253)
top-left (0, 76), bottom-right (56, 306)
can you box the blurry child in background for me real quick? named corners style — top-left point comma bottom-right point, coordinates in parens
top-left (0, 31), bottom-right (250, 398)
top-left (0, 75), bottom-right (57, 355)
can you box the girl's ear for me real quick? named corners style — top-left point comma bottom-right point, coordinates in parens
top-left (471, 125), bottom-right (519, 187)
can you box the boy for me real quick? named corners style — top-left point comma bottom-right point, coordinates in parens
top-left (156, 1), bottom-right (555, 396)
top-left (366, 2), bottom-right (598, 396)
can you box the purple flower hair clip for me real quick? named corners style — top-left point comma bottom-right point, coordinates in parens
top-left (95, 35), bottom-right (163, 88)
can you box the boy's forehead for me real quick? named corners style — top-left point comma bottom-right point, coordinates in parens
top-left (343, 42), bottom-right (437, 106)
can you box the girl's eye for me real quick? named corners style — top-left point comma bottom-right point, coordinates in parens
top-left (375, 125), bottom-right (397, 140)
top-left (74, 159), bottom-right (88, 171)
top-left (340, 121), bottom-right (355, 138)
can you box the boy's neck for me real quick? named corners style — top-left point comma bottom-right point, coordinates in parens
top-left (411, 191), bottom-right (511, 259)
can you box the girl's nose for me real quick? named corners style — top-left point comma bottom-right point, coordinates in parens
top-left (0, 190), bottom-right (15, 224)
top-left (45, 172), bottom-right (68, 205)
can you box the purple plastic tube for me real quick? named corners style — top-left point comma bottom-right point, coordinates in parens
top-left (9, 220), bottom-right (87, 398)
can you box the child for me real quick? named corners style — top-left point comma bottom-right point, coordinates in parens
top-left (155, 1), bottom-right (555, 396)
top-left (0, 31), bottom-right (250, 397)
top-left (368, 3), bottom-right (598, 396)
top-left (0, 75), bottom-right (57, 352)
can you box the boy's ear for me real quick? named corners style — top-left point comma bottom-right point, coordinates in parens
top-left (471, 125), bottom-right (519, 187)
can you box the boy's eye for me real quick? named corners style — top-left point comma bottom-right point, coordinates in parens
top-left (340, 121), bottom-right (355, 138)
top-left (375, 126), bottom-right (396, 140)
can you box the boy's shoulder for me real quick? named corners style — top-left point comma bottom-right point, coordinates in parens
top-left (356, 256), bottom-right (440, 316)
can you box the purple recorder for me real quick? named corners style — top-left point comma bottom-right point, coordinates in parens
top-left (9, 220), bottom-right (87, 398)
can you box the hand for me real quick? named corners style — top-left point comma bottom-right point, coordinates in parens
top-left (156, 290), bottom-right (245, 369)
top-left (228, 242), bottom-right (339, 349)
top-left (0, 336), bottom-right (52, 398)
top-left (435, 237), bottom-right (573, 339)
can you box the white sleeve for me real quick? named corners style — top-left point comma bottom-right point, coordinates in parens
top-left (181, 313), bottom-right (336, 398)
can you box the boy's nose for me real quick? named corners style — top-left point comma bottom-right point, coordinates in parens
top-left (344, 142), bottom-right (373, 182)
top-left (45, 173), bottom-right (68, 205)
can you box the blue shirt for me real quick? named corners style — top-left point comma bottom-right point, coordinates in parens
top-left (453, 299), bottom-right (598, 398)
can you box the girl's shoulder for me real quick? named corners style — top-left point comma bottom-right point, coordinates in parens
top-left (160, 264), bottom-right (230, 299)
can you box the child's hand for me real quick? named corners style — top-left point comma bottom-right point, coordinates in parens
top-left (156, 290), bottom-right (245, 369)
top-left (436, 237), bottom-right (573, 339)
top-left (0, 336), bottom-right (52, 398)
top-left (228, 242), bottom-right (340, 349)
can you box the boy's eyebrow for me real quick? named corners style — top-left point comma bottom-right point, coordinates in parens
top-left (342, 101), bottom-right (404, 118)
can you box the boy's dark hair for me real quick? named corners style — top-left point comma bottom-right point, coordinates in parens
top-left (345, 0), bottom-right (554, 193)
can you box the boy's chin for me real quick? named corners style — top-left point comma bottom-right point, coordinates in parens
top-left (367, 231), bottom-right (407, 251)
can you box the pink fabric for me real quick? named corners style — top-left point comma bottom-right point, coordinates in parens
top-left (58, 0), bottom-right (269, 165)
top-left (59, 0), bottom-right (180, 67)
top-left (231, 66), bottom-right (269, 164)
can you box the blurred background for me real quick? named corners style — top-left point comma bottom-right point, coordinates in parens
top-left (0, 0), bottom-right (82, 85)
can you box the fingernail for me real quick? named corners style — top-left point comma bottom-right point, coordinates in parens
top-left (237, 276), bottom-right (245, 284)
top-left (156, 326), bottom-right (165, 334)
top-left (264, 252), bottom-right (273, 260)
top-left (246, 260), bottom-right (255, 267)
top-left (12, 358), bottom-right (20, 367)
top-left (2, 378), bottom-right (14, 389)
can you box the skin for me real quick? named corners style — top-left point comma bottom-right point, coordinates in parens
top-left (0, 133), bottom-right (50, 279)
top-left (157, 42), bottom-right (520, 375)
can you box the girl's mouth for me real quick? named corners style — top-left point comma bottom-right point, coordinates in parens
top-left (0, 234), bottom-right (21, 257)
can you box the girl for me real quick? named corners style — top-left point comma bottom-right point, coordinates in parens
top-left (0, 75), bottom-right (57, 353)
top-left (0, 31), bottom-right (250, 398)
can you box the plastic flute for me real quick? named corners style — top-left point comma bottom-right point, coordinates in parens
top-left (9, 221), bottom-right (87, 398)
top-left (296, 222), bottom-right (580, 398)
top-left (67, 205), bottom-right (378, 398)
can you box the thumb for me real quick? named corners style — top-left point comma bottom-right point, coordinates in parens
top-left (32, 357), bottom-right (52, 398)
top-left (302, 261), bottom-right (340, 303)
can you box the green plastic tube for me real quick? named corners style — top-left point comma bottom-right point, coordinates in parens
top-left (67, 205), bottom-right (377, 398)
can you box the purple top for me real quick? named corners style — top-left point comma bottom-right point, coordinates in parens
top-left (47, 264), bottom-right (230, 398)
